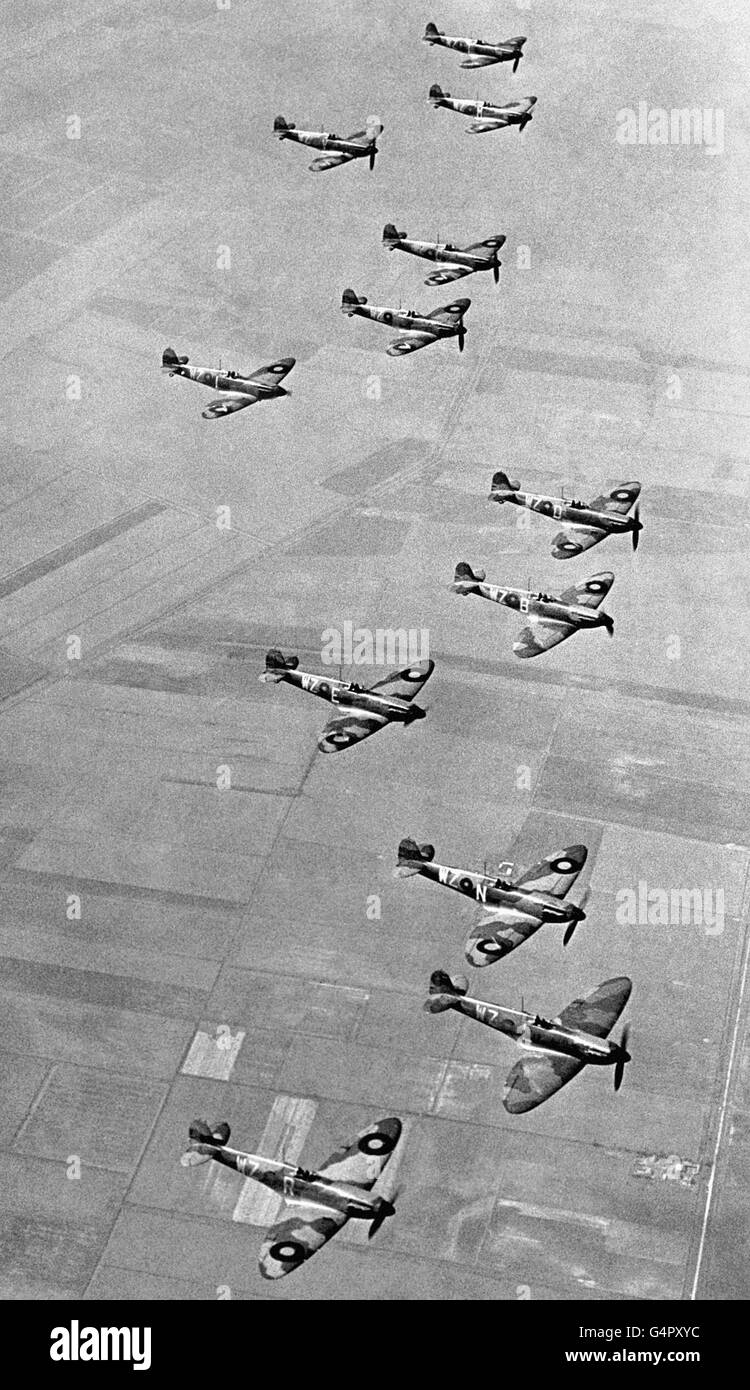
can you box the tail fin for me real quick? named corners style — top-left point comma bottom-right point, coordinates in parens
top-left (450, 560), bottom-right (486, 593)
top-left (274, 115), bottom-right (295, 134)
top-left (181, 1119), bottom-right (231, 1168)
top-left (429, 84), bottom-right (448, 103)
top-left (423, 969), bottom-right (469, 1014)
top-left (423, 22), bottom-right (441, 39)
top-left (342, 288), bottom-right (367, 312)
top-left (366, 116), bottom-right (383, 142)
top-left (162, 346), bottom-right (189, 372)
top-left (259, 648), bottom-right (299, 683)
top-left (489, 470), bottom-right (520, 500)
top-left (383, 223), bottom-right (406, 247)
top-left (394, 837), bottom-right (435, 877)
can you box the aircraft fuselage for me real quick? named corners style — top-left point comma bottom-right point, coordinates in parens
top-left (343, 302), bottom-right (459, 337)
top-left (262, 667), bottom-right (420, 722)
top-left (491, 489), bottom-right (633, 534)
top-left (406, 859), bottom-right (580, 922)
top-left (166, 364), bottom-right (285, 398)
top-left (393, 238), bottom-right (491, 271)
top-left (190, 1143), bottom-right (389, 1219)
top-left (278, 129), bottom-right (368, 156)
top-left (470, 582), bottom-right (609, 630)
top-left (424, 34), bottom-right (522, 62)
top-left (445, 996), bottom-right (618, 1065)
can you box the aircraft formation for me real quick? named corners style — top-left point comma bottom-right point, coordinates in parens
top-left (173, 20), bottom-right (640, 1281)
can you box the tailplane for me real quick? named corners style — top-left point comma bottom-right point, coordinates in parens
top-left (181, 1119), bottom-right (231, 1167)
top-left (342, 288), bottom-right (368, 313)
top-left (395, 837), bottom-right (435, 877)
top-left (429, 84), bottom-right (448, 104)
top-left (259, 648), bottom-right (299, 683)
top-left (450, 560), bottom-right (486, 594)
top-left (274, 115), bottom-right (296, 135)
top-left (162, 346), bottom-right (189, 373)
top-left (489, 470), bottom-right (521, 501)
top-left (424, 969), bottom-right (469, 1013)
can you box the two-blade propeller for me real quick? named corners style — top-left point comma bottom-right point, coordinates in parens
top-left (562, 887), bottom-right (590, 947)
top-left (368, 1185), bottom-right (401, 1239)
top-left (613, 1024), bottom-right (631, 1092)
top-left (631, 504), bottom-right (643, 551)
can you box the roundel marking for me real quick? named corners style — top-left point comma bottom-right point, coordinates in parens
top-left (586, 581), bottom-right (605, 592)
top-left (318, 682), bottom-right (331, 698)
top-left (406, 669), bottom-right (422, 679)
top-left (476, 938), bottom-right (503, 956)
top-left (458, 876), bottom-right (475, 894)
top-left (553, 858), bottom-right (574, 873)
top-left (359, 1130), bottom-right (397, 1155)
top-left (270, 1240), bottom-right (306, 1264)
top-left (613, 489), bottom-right (631, 501)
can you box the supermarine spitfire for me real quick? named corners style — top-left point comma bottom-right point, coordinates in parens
top-left (425, 973), bottom-right (632, 1112)
top-left (490, 473), bottom-right (643, 558)
top-left (397, 838), bottom-right (589, 963)
top-left (423, 22), bottom-right (527, 71)
top-left (181, 1116), bottom-right (402, 1279)
top-left (273, 114), bottom-right (383, 171)
top-left (161, 348), bottom-right (295, 420)
top-left (450, 563), bottom-right (615, 658)
top-left (342, 289), bottom-right (470, 356)
top-left (383, 224), bottom-right (505, 286)
top-left (259, 649), bottom-right (434, 752)
top-left (429, 85), bottom-right (537, 133)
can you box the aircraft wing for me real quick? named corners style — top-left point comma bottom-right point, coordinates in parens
top-left (503, 1051), bottom-right (585, 1113)
top-left (558, 572), bottom-right (614, 609)
top-left (513, 614), bottom-right (576, 658)
top-left (425, 263), bottom-right (474, 286)
top-left (366, 659), bottom-right (434, 702)
top-left (467, 116), bottom-right (512, 132)
top-left (588, 482), bottom-right (641, 515)
top-left (310, 151), bottom-right (357, 171)
top-left (387, 332), bottom-right (439, 356)
top-left (318, 708), bottom-right (389, 752)
top-left (556, 976), bottom-right (632, 1039)
top-left (463, 234), bottom-right (506, 254)
top-left (247, 357), bottom-right (296, 390)
top-left (201, 393), bottom-right (256, 419)
top-left (425, 298), bottom-right (470, 325)
top-left (259, 1203), bottom-right (348, 1280)
top-left (551, 525), bottom-right (607, 559)
top-left (462, 54), bottom-right (503, 68)
top-left (318, 1117), bottom-right (402, 1185)
top-left (513, 844), bottom-right (587, 897)
top-left (465, 911), bottom-right (544, 965)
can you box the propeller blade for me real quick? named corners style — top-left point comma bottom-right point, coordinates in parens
top-left (493, 258), bottom-right (500, 285)
top-left (369, 149), bottom-right (376, 171)
top-left (458, 329), bottom-right (465, 353)
top-left (563, 920), bottom-right (577, 947)
top-left (631, 504), bottom-right (641, 551)
top-left (368, 1193), bottom-right (398, 1240)
top-left (614, 1024), bottom-right (630, 1092)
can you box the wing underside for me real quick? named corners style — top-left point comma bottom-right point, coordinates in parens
top-left (310, 150), bottom-right (357, 170)
top-left (318, 708), bottom-right (388, 752)
top-left (468, 116), bottom-right (510, 132)
top-left (387, 331), bottom-right (437, 356)
top-left (425, 263), bottom-right (474, 285)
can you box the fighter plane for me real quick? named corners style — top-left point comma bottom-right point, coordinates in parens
top-left (429, 85), bottom-right (537, 132)
top-left (489, 473), bottom-right (643, 558)
top-left (423, 22), bottom-right (527, 71)
top-left (341, 289), bottom-right (470, 356)
top-left (273, 114), bottom-right (383, 171)
top-left (383, 224), bottom-right (505, 286)
top-left (425, 973), bottom-right (632, 1112)
top-left (450, 563), bottom-right (615, 658)
top-left (259, 649), bottom-right (435, 752)
top-left (161, 348), bottom-right (295, 420)
top-left (397, 838), bottom-right (589, 963)
top-left (181, 1116), bottom-right (402, 1278)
